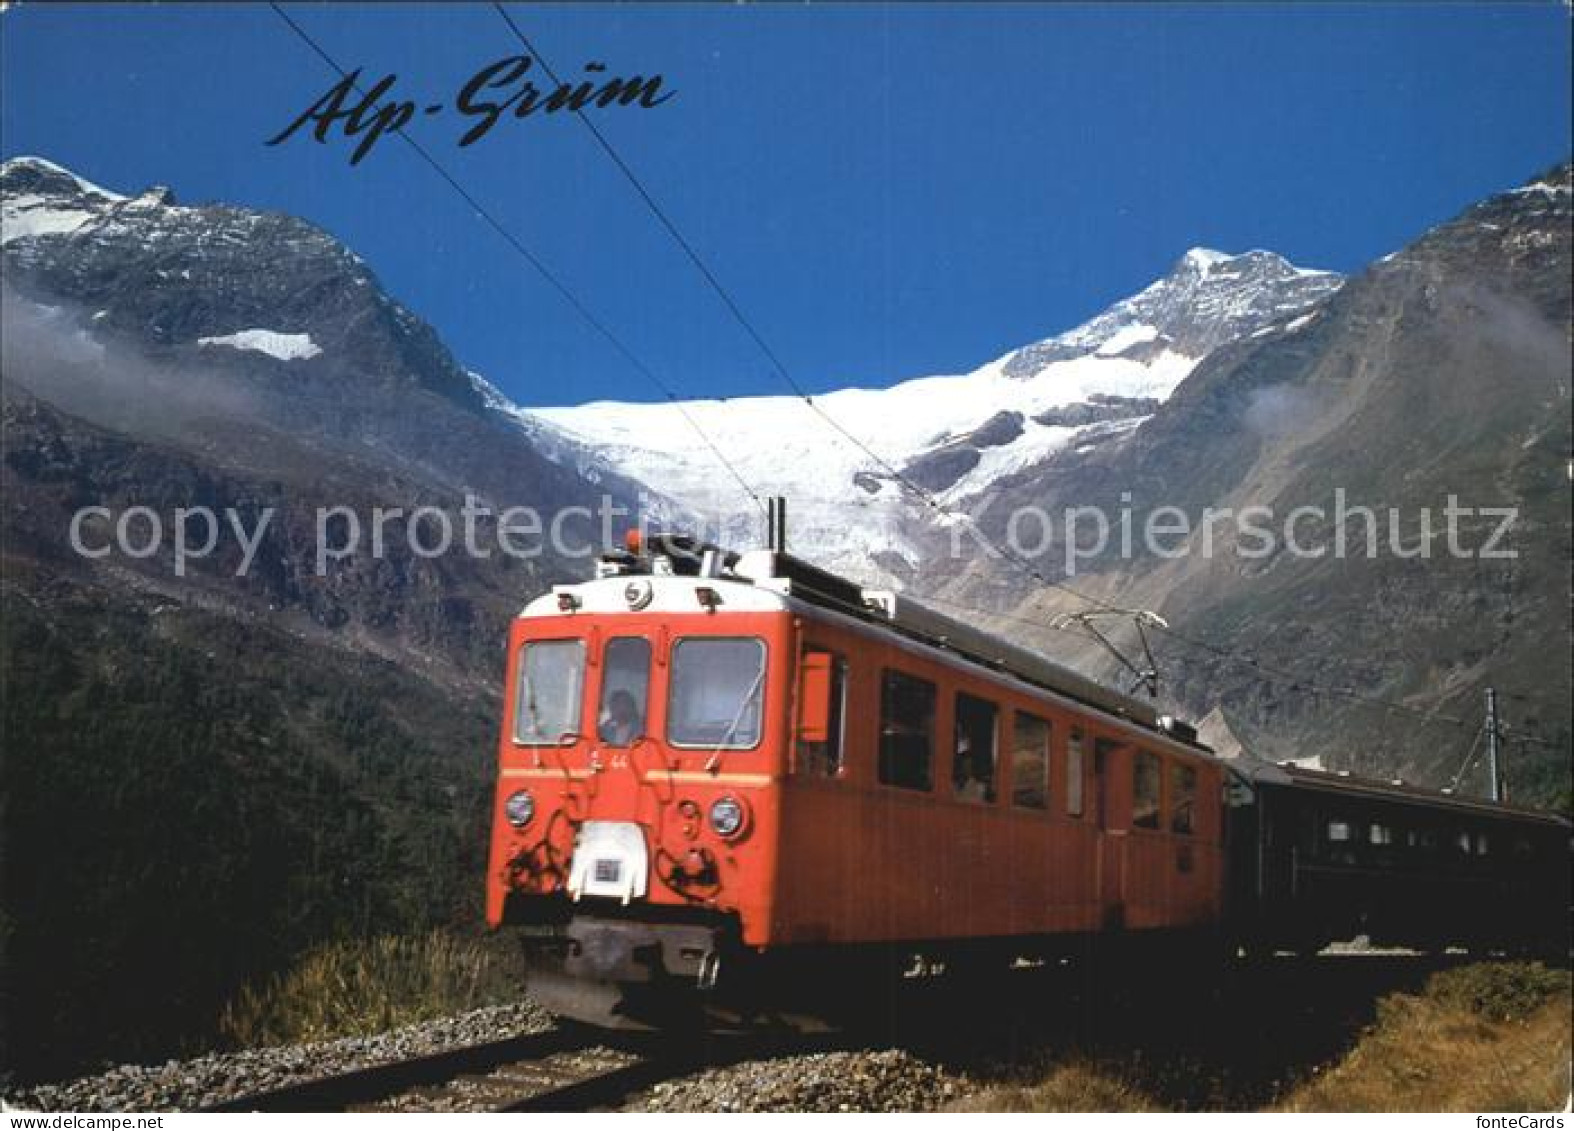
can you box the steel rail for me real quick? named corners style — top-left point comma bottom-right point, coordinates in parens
top-left (200, 1028), bottom-right (583, 1112)
top-left (495, 1055), bottom-right (694, 1112)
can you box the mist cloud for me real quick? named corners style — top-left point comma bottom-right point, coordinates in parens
top-left (1, 283), bottom-right (268, 441)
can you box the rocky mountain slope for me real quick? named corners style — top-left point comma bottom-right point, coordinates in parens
top-left (0, 156), bottom-right (643, 1079)
top-left (925, 163), bottom-right (1572, 799)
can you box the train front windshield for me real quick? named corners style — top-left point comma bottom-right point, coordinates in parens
top-left (512, 634), bottom-right (767, 751)
top-left (514, 639), bottom-right (585, 744)
top-left (667, 637), bottom-right (767, 749)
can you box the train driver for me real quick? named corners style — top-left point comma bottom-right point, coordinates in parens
top-left (599, 689), bottom-right (645, 746)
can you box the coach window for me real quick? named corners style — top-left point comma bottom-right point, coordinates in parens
top-left (953, 693), bottom-right (998, 803)
top-left (1327, 820), bottom-right (1351, 843)
top-left (1011, 712), bottom-right (1051, 810)
top-left (1170, 763), bottom-right (1197, 835)
top-left (796, 650), bottom-right (848, 777)
top-left (1369, 823), bottom-right (1393, 846)
top-left (667, 637), bottom-right (767, 748)
top-left (514, 639), bottom-right (586, 745)
top-left (879, 670), bottom-right (936, 791)
top-left (1132, 750), bottom-right (1162, 830)
top-left (1474, 832), bottom-right (1491, 856)
top-left (1066, 728), bottom-right (1086, 816)
top-left (597, 637), bottom-right (651, 747)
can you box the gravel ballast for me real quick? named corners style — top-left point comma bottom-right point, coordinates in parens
top-left (5, 1002), bottom-right (553, 1113)
top-left (631, 1048), bottom-right (970, 1113)
top-left (7, 1003), bottom-right (985, 1113)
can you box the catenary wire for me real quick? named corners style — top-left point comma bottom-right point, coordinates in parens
top-left (268, 2), bottom-right (767, 518)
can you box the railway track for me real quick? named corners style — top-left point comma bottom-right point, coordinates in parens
top-left (202, 1027), bottom-right (693, 1113)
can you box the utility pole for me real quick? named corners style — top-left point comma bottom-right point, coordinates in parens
top-left (1485, 686), bottom-right (1503, 803)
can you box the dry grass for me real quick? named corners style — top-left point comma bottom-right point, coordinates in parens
top-left (1280, 964), bottom-right (1572, 1113)
top-left (949, 963), bottom-right (1571, 1113)
top-left (218, 930), bottom-right (522, 1048)
top-left (949, 1058), bottom-right (1164, 1112)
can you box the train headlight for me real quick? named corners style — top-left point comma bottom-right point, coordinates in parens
top-left (504, 789), bottom-right (535, 828)
top-left (709, 795), bottom-right (747, 839)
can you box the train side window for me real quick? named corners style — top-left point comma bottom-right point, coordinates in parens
top-left (1170, 763), bottom-right (1197, 835)
top-left (1369, 823), bottom-right (1393, 846)
top-left (878, 670), bottom-right (935, 791)
top-left (1454, 831), bottom-right (1472, 855)
top-left (1327, 820), bottom-right (1351, 843)
top-left (1066, 728), bottom-right (1085, 817)
top-left (1132, 750), bottom-right (1162, 830)
top-left (795, 649), bottom-right (847, 777)
top-left (1474, 832), bottom-right (1491, 856)
top-left (597, 636), bottom-right (651, 747)
top-left (952, 693), bottom-right (998, 803)
top-left (1011, 712), bottom-right (1051, 810)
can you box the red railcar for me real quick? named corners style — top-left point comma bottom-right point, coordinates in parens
top-left (485, 535), bottom-right (1225, 1026)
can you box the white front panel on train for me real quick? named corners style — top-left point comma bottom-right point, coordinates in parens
top-left (567, 820), bottom-right (649, 904)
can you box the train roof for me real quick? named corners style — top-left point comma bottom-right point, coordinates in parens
top-left (528, 533), bottom-right (1570, 823)
top-left (1246, 760), bottom-right (1571, 827)
top-left (527, 533), bottom-right (1197, 746)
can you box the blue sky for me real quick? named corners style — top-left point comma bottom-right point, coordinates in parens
top-left (3, 3), bottom-right (1569, 407)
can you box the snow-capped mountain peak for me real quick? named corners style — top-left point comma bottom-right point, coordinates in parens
top-left (1, 155), bottom-right (134, 245)
top-left (2, 155), bottom-right (128, 203)
top-left (2, 156), bottom-right (485, 407)
top-left (1181, 246), bottom-right (1232, 270)
top-left (1001, 247), bottom-right (1343, 378)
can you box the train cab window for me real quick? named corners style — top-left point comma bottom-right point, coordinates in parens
top-left (1369, 823), bottom-right (1393, 846)
top-left (597, 637), bottom-right (651, 746)
top-left (796, 650), bottom-right (848, 777)
top-left (667, 637), bottom-right (767, 749)
top-left (514, 639), bottom-right (586, 745)
top-left (1170, 763), bottom-right (1197, 835)
top-left (1066, 729), bottom-right (1085, 817)
top-left (1011, 712), bottom-right (1051, 810)
top-left (952, 693), bottom-right (998, 803)
top-left (1327, 820), bottom-right (1352, 843)
top-left (879, 670), bottom-right (936, 791)
top-left (1132, 750), bottom-right (1162, 830)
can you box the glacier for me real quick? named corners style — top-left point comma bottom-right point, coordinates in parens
top-left (484, 247), bottom-right (1344, 582)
